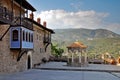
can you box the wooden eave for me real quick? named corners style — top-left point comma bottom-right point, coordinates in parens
top-left (14, 0), bottom-right (36, 11)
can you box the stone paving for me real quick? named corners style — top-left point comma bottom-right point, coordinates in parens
top-left (0, 62), bottom-right (120, 80)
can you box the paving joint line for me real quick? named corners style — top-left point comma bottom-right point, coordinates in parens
top-left (108, 72), bottom-right (120, 79)
top-left (35, 67), bottom-right (120, 73)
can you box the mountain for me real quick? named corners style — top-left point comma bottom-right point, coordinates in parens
top-left (52, 28), bottom-right (120, 58)
top-left (52, 28), bottom-right (120, 42)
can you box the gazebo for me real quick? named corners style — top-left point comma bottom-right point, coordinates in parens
top-left (67, 41), bottom-right (87, 67)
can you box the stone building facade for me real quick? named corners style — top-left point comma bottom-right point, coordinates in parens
top-left (0, 0), bottom-right (54, 73)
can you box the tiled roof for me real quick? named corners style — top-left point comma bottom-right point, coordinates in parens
top-left (67, 41), bottom-right (87, 49)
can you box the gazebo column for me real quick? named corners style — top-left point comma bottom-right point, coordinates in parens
top-left (84, 49), bottom-right (87, 64)
top-left (72, 52), bottom-right (74, 63)
top-left (68, 50), bottom-right (72, 63)
top-left (78, 51), bottom-right (81, 64)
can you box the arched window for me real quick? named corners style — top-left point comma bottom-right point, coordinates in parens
top-left (12, 30), bottom-right (18, 41)
top-left (22, 30), bottom-right (25, 41)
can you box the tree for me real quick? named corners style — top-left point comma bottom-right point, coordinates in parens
top-left (51, 43), bottom-right (64, 57)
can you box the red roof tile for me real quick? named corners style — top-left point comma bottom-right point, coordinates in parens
top-left (67, 41), bottom-right (87, 49)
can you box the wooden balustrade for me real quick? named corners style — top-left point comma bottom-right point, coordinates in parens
top-left (0, 6), bottom-right (12, 24)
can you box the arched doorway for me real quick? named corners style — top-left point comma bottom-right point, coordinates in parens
top-left (27, 51), bottom-right (32, 69)
top-left (27, 55), bottom-right (31, 69)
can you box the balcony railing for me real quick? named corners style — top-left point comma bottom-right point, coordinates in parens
top-left (13, 17), bottom-right (33, 30)
top-left (0, 6), bottom-right (12, 24)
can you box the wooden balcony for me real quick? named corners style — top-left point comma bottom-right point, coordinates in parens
top-left (0, 6), bottom-right (12, 24)
top-left (43, 37), bottom-right (51, 44)
top-left (13, 17), bottom-right (33, 30)
top-left (10, 27), bottom-right (33, 49)
top-left (44, 36), bottom-right (51, 52)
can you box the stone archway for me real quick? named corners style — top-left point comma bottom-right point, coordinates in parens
top-left (27, 55), bottom-right (31, 69)
top-left (27, 51), bottom-right (32, 69)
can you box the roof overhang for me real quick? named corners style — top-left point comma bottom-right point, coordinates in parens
top-left (14, 0), bottom-right (36, 11)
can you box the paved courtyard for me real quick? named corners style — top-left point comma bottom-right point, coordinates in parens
top-left (37, 62), bottom-right (120, 72)
top-left (0, 62), bottom-right (120, 80)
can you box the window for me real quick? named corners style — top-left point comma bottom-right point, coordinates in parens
top-left (22, 30), bottom-right (25, 41)
top-left (26, 32), bottom-right (28, 42)
top-left (12, 30), bottom-right (18, 41)
top-left (31, 34), bottom-right (33, 42)
top-left (29, 33), bottom-right (31, 42)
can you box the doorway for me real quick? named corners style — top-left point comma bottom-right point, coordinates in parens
top-left (27, 55), bottom-right (31, 69)
top-left (27, 51), bottom-right (32, 69)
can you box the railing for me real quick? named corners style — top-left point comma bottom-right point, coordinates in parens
top-left (44, 36), bottom-right (51, 52)
top-left (13, 17), bottom-right (33, 30)
top-left (43, 37), bottom-right (51, 43)
top-left (0, 6), bottom-right (12, 24)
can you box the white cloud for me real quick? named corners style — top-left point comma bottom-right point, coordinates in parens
top-left (34, 9), bottom-right (120, 34)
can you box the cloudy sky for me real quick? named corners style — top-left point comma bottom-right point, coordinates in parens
top-left (28, 0), bottom-right (120, 34)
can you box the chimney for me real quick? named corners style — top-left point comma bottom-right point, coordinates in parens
top-left (29, 13), bottom-right (34, 20)
top-left (43, 21), bottom-right (46, 27)
top-left (37, 18), bottom-right (41, 24)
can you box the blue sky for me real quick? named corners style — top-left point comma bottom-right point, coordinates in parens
top-left (28, 0), bottom-right (120, 34)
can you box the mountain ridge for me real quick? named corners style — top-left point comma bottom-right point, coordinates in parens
top-left (52, 28), bottom-right (120, 42)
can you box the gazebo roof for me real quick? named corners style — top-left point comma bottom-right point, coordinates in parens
top-left (67, 41), bottom-right (87, 49)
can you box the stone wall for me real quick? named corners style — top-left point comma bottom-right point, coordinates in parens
top-left (32, 24), bottom-right (50, 66)
top-left (0, 0), bottom-right (29, 73)
top-left (0, 25), bottom-right (27, 74)
top-left (0, 24), bottom-right (52, 74)
top-left (0, 25), bottom-right (52, 74)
